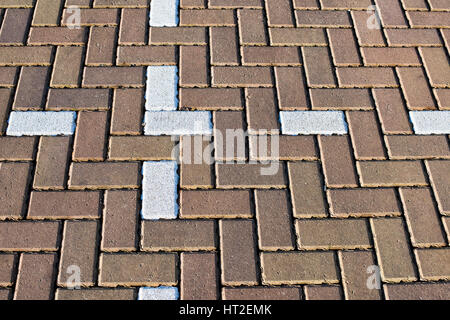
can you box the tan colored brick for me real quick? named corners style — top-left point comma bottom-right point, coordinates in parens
top-left (111, 88), bottom-right (143, 135)
top-left (220, 219), bottom-right (258, 285)
top-left (117, 46), bottom-right (177, 66)
top-left (14, 253), bottom-right (56, 300)
top-left (32, 0), bottom-right (63, 26)
top-left (419, 47), bottom-right (450, 88)
top-left (385, 29), bottom-right (442, 46)
top-left (58, 221), bottom-right (99, 286)
top-left (0, 162), bottom-right (31, 219)
top-left (426, 160), bottom-right (450, 215)
top-left (434, 89), bottom-right (450, 110)
top-left (400, 188), bottom-right (447, 247)
top-left (328, 188), bottom-right (401, 217)
top-left (223, 287), bottom-right (302, 300)
top-left (415, 248), bottom-right (450, 281)
top-left (56, 288), bottom-right (136, 300)
top-left (255, 190), bottom-right (295, 250)
top-left (99, 253), bottom-right (177, 287)
top-left (73, 111), bottom-right (108, 161)
top-left (288, 162), bottom-right (327, 218)
top-left (385, 282), bottom-right (450, 300)
top-left (386, 136), bottom-right (450, 159)
top-left (407, 11), bottom-right (450, 28)
top-left (69, 162), bottom-right (140, 189)
top-left (371, 217), bottom-right (417, 282)
top-left (150, 27), bottom-right (207, 45)
top-left (109, 136), bottom-right (175, 161)
top-left (337, 68), bottom-right (397, 88)
top-left (304, 285), bottom-right (343, 300)
top-left (357, 161), bottom-right (427, 187)
top-left (181, 252), bottom-right (219, 300)
top-left (261, 252), bottom-right (339, 285)
top-left (180, 190), bottom-right (252, 218)
top-left (102, 190), bottom-right (138, 251)
top-left (216, 163), bottom-right (286, 188)
top-left (0, 137), bottom-right (36, 161)
top-left (296, 219), bottom-right (371, 250)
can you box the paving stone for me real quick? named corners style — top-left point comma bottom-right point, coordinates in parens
top-left (216, 163), bottom-right (286, 188)
top-left (144, 111), bottom-right (213, 135)
top-left (269, 28), bottom-right (326, 46)
top-left (56, 288), bottom-right (136, 300)
top-left (142, 161), bottom-right (178, 220)
top-left (118, 45), bottom-right (177, 66)
top-left (409, 111), bottom-right (450, 135)
top-left (0, 162), bottom-right (31, 218)
top-left (238, 9), bottom-right (267, 45)
top-left (295, 10), bottom-right (351, 27)
top-left (138, 287), bottom-right (179, 300)
top-left (246, 88), bottom-right (279, 133)
top-left (280, 111), bottom-right (348, 135)
top-left (0, 254), bottom-right (16, 286)
top-left (13, 67), bottom-right (50, 110)
top-left (0, 9), bottom-right (32, 44)
top-left (111, 88), bottom-right (143, 135)
top-left (304, 285), bottom-right (343, 300)
top-left (145, 66), bottom-right (178, 111)
top-left (86, 27), bottom-right (116, 66)
top-left (109, 136), bottom-right (175, 161)
top-left (351, 10), bottom-right (385, 46)
top-left (249, 135), bottom-right (318, 161)
top-left (181, 252), bottom-right (218, 300)
top-left (327, 29), bottom-right (360, 66)
top-left (0, 136), bottom-right (36, 161)
top-left (374, 0), bottom-right (407, 27)
top-left (180, 136), bottom-right (214, 189)
top-left (180, 8), bottom-right (235, 26)
top-left (385, 282), bottom-right (450, 300)
top-left (150, 27), bottom-right (207, 45)
top-left (210, 27), bottom-right (239, 65)
top-left (357, 161), bottom-right (427, 187)
top-left (242, 47), bottom-right (301, 66)
top-left (426, 160), bottom-right (450, 215)
top-left (373, 89), bottom-right (413, 134)
top-left (99, 253), bottom-right (177, 286)
top-left (415, 248), bottom-right (450, 281)
top-left (223, 287), bottom-right (302, 300)
top-left (0, 221), bottom-right (60, 251)
top-left (142, 220), bottom-right (216, 251)
top-left (337, 68), bottom-right (397, 88)
top-left (47, 89), bottom-right (109, 110)
top-left (180, 46), bottom-right (208, 86)
top-left (397, 67), bottom-right (436, 110)
top-left (119, 8), bottom-right (147, 44)
top-left (419, 47), bottom-right (450, 88)
top-left (180, 88), bottom-right (243, 110)
top-left (73, 111), bottom-right (107, 161)
top-left (0, 47), bottom-right (52, 66)
top-left (361, 48), bottom-right (420, 67)
top-left (302, 47), bottom-right (335, 87)
top-left (149, 0), bottom-right (179, 26)
top-left (0, 289), bottom-right (11, 300)
top-left (275, 67), bottom-right (308, 110)
top-left (82, 67), bottom-right (144, 88)
top-left (386, 136), bottom-right (450, 159)
top-left (7, 111), bottom-right (76, 136)
top-left (310, 89), bottom-right (372, 110)
top-left (28, 27), bottom-right (87, 45)
top-left (212, 66), bottom-right (272, 87)
top-left (385, 29), bottom-right (442, 47)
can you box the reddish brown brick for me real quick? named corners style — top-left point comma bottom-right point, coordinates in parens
top-left (150, 27), bottom-right (207, 45)
top-left (181, 252), bottom-right (219, 300)
top-left (0, 9), bottom-right (32, 44)
top-left (373, 89), bottom-right (413, 134)
top-left (374, 0), bottom-right (408, 27)
top-left (180, 46), bottom-right (208, 87)
top-left (302, 47), bottom-right (335, 87)
top-left (82, 67), bottom-right (144, 88)
top-left (415, 248), bottom-right (450, 281)
top-left (304, 285), bottom-right (343, 300)
top-left (223, 287), bottom-right (302, 300)
top-left (47, 88), bottom-right (110, 110)
top-left (337, 68), bottom-right (397, 88)
top-left (327, 29), bottom-right (360, 66)
top-left (111, 88), bottom-right (143, 135)
top-left (180, 88), bottom-right (243, 110)
top-left (180, 9), bottom-right (235, 26)
top-left (238, 9), bottom-right (267, 45)
top-left (249, 135), bottom-right (318, 161)
top-left (212, 66), bottom-right (272, 87)
top-left (0, 67), bottom-right (16, 87)
top-left (86, 27), bottom-right (116, 66)
top-left (214, 111), bottom-right (246, 161)
top-left (0, 162), bottom-right (31, 219)
top-left (246, 88), bottom-right (279, 133)
top-left (266, 0), bottom-right (294, 27)
top-left (216, 163), bottom-right (287, 188)
top-left (119, 8), bottom-right (147, 45)
top-left (426, 160), bottom-right (450, 215)
top-left (210, 27), bottom-right (239, 66)
top-left (275, 67), bottom-right (308, 110)
top-left (0, 137), bottom-right (36, 161)
top-left (28, 191), bottom-right (101, 219)
top-left (0, 254), bottom-right (16, 286)
top-left (385, 282), bottom-right (450, 300)
top-left (0, 221), bottom-right (60, 251)
top-left (242, 47), bottom-right (301, 66)
top-left (50, 47), bottom-right (84, 88)
top-left (73, 111), bottom-right (108, 161)
top-left (0, 47), bottom-right (52, 66)
top-left (13, 67), bottom-right (49, 110)
top-left (310, 89), bottom-right (372, 110)
top-left (117, 46), bottom-right (177, 66)
top-left (180, 136), bottom-right (214, 189)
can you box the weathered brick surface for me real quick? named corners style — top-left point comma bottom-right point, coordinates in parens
top-left (1, 1), bottom-right (449, 300)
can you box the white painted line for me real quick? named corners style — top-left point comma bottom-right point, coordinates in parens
top-left (142, 161), bottom-right (178, 220)
top-left (149, 0), bottom-right (179, 27)
top-left (6, 111), bottom-right (76, 136)
top-left (410, 111), bottom-right (450, 135)
top-left (138, 287), bottom-right (179, 300)
top-left (279, 111), bottom-right (348, 135)
top-left (145, 66), bottom-right (178, 111)
top-left (144, 111), bottom-right (213, 135)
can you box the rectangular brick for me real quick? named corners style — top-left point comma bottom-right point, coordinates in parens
top-left (212, 66), bottom-right (272, 87)
top-left (302, 47), bottom-right (335, 87)
top-left (62, 8), bottom-right (119, 26)
top-left (296, 219), bottom-right (371, 250)
top-left (255, 190), bottom-right (295, 250)
top-left (58, 221), bottom-right (99, 286)
top-left (73, 111), bottom-right (108, 161)
top-left (347, 111), bottom-right (386, 160)
top-left (246, 88), bottom-right (279, 133)
top-left (386, 136), bottom-right (450, 159)
top-left (180, 190), bottom-right (252, 218)
top-left (216, 163), bottom-right (287, 188)
top-left (99, 253), bottom-right (177, 287)
top-left (56, 288), bottom-right (136, 300)
top-left (328, 188), bottom-right (401, 217)
top-left (426, 160), bottom-right (450, 215)
top-left (0, 162), bottom-right (31, 219)
top-left (28, 191), bottom-right (101, 219)
top-left (351, 11), bottom-right (385, 46)
top-left (50, 47), bottom-right (84, 88)
top-left (319, 136), bottom-right (358, 188)
top-left (275, 67), bottom-right (308, 110)
top-left (82, 67), bottom-right (144, 88)
top-left (295, 10), bottom-right (351, 27)
top-left (261, 252), bottom-right (339, 285)
top-left (288, 162), bottom-right (327, 218)
top-left (242, 46), bottom-right (301, 66)
top-left (337, 68), bottom-right (397, 88)
top-left (0, 9), bottom-right (32, 44)
top-left (362, 48), bottom-right (420, 67)
top-left (69, 162), bottom-right (140, 189)
top-left (102, 190), bottom-right (138, 251)
top-left (0, 136), bottom-right (36, 161)
top-left (33, 137), bottom-right (71, 189)
top-left (180, 9), bottom-right (235, 26)
top-left (238, 9), bottom-right (267, 45)
top-left (47, 88), bottom-right (110, 110)
top-left (357, 161), bottom-right (427, 187)
top-left (181, 253), bottom-right (218, 300)
top-left (32, 0), bottom-right (63, 26)
top-left (28, 27), bottom-right (87, 45)
top-left (0, 221), bottom-right (60, 251)
top-left (269, 28), bottom-right (326, 46)
top-left (397, 67), bottom-right (435, 110)
top-left (385, 29), bottom-right (442, 47)
top-left (0, 67), bottom-right (16, 87)
top-left (214, 111), bottom-right (246, 161)
top-left (0, 254), bottom-right (15, 286)
top-left (180, 88), bottom-right (243, 110)
top-left (419, 47), bottom-right (450, 88)
top-left (416, 249), bottom-right (450, 281)
top-left (385, 282), bottom-right (450, 300)
top-left (304, 285), bottom-right (343, 300)
top-left (220, 219), bottom-right (258, 285)
top-left (180, 136), bottom-right (214, 189)
top-left (210, 27), bottom-right (239, 65)
top-left (14, 253), bottom-right (56, 300)
top-left (374, 0), bottom-right (408, 27)
top-left (13, 67), bottom-right (50, 110)
top-left (373, 89), bottom-right (412, 134)
top-left (400, 188), bottom-right (447, 247)
top-left (109, 136), bottom-right (175, 161)
top-left (371, 217), bottom-right (417, 282)
top-left (0, 47), bottom-right (52, 66)
top-left (328, 29), bottom-right (360, 66)
top-left (117, 45), bottom-right (177, 66)
top-left (223, 287), bottom-right (302, 300)
top-left (310, 89), bottom-right (372, 110)
top-left (434, 89), bottom-right (450, 110)
top-left (119, 8), bottom-right (147, 45)
top-left (250, 135), bottom-right (318, 161)
top-left (111, 88), bottom-right (143, 134)
top-left (150, 27), bottom-right (207, 45)
top-left (266, 0), bottom-right (294, 27)
top-left (407, 11), bottom-right (450, 28)
top-left (86, 27), bottom-right (117, 66)
top-left (142, 220), bottom-right (216, 251)
top-left (180, 46), bottom-right (208, 87)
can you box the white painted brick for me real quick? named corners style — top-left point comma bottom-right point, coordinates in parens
top-left (6, 111), bottom-right (76, 136)
top-left (279, 111), bottom-right (348, 135)
top-left (144, 111), bottom-right (213, 136)
top-left (138, 287), bottom-right (179, 300)
top-left (145, 66), bottom-right (178, 111)
top-left (149, 0), bottom-right (179, 27)
top-left (410, 111), bottom-right (450, 135)
top-left (142, 161), bottom-right (178, 220)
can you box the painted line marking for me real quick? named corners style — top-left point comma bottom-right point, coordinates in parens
top-left (149, 0), bottom-right (179, 27)
top-left (6, 111), bottom-right (77, 136)
top-left (279, 111), bottom-right (348, 135)
top-left (409, 111), bottom-right (450, 135)
top-left (145, 66), bottom-right (178, 111)
top-left (138, 286), bottom-right (179, 300)
top-left (144, 111), bottom-right (213, 136)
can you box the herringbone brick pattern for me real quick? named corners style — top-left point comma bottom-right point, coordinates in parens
top-left (0, 0), bottom-right (449, 300)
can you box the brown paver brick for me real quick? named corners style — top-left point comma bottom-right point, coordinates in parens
top-left (310, 89), bottom-right (372, 110)
top-left (0, 67), bottom-right (16, 87)
top-left (327, 29), bottom-right (360, 67)
top-left (33, 137), bottom-right (70, 189)
top-left (220, 219), bottom-right (258, 285)
top-left (238, 9), bottom-right (267, 45)
top-left (319, 136), bottom-right (358, 188)
top-left (415, 248), bottom-right (450, 281)
top-left (357, 161), bottom-right (427, 187)
top-left (296, 219), bottom-right (371, 250)
top-left (386, 136), bottom-right (450, 159)
top-left (0, 289), bottom-right (11, 300)
top-left (119, 8), bottom-right (147, 45)
top-left (180, 190), bottom-right (252, 218)
top-left (180, 46), bottom-right (208, 87)
top-left (351, 11), bottom-right (385, 46)
top-left (223, 287), bottom-right (302, 300)
top-left (0, 137), bottom-right (36, 161)
top-left (102, 190), bottom-right (138, 252)
top-left (397, 67), bottom-right (436, 110)
top-left (99, 253), bottom-right (177, 287)
top-left (13, 67), bottom-right (49, 110)
top-left (374, 0), bottom-right (408, 27)
top-left (261, 252), bottom-right (339, 285)
top-left (443, 217), bottom-right (450, 243)
top-left (246, 88), bottom-right (279, 133)
top-left (275, 67), bottom-right (308, 110)
top-left (58, 221), bottom-right (99, 287)
top-left (288, 162), bottom-right (327, 218)
top-left (242, 47), bottom-right (301, 66)
top-left (214, 111), bottom-right (246, 161)
top-left (181, 88), bottom-right (243, 110)
top-left (0, 9), bottom-right (31, 44)
top-left (419, 47), bottom-right (450, 88)
top-left (304, 285), bottom-right (343, 300)
top-left (32, 0), bottom-right (63, 26)
top-left (181, 252), bottom-right (219, 300)
top-left (0, 254), bottom-right (16, 286)
top-left (400, 188), bottom-right (447, 247)
top-left (82, 67), bottom-right (144, 88)
top-left (28, 27), bottom-right (87, 45)
top-left (62, 8), bottom-right (119, 26)
top-left (73, 111), bottom-right (108, 161)
top-left (150, 27), bottom-right (207, 45)
top-left (142, 220), bottom-right (216, 251)
top-left (50, 47), bottom-right (84, 88)
top-left (14, 253), bottom-right (56, 300)
top-left (337, 68), bottom-right (397, 88)
top-left (117, 46), bottom-right (177, 66)
top-left (295, 10), bottom-right (351, 27)
top-left (385, 29), bottom-right (442, 47)
top-left (180, 136), bottom-right (214, 189)
top-left (249, 135), bottom-right (317, 161)
top-left (266, 0), bottom-right (294, 27)
top-left (210, 27), bottom-right (239, 66)
top-left (407, 11), bottom-right (450, 28)
top-left (371, 217), bottom-right (417, 282)
top-left (111, 88), bottom-right (143, 135)
top-left (212, 66), bottom-right (272, 87)
top-left (426, 160), bottom-right (450, 215)
top-left (109, 136), bottom-right (175, 161)
top-left (28, 191), bottom-right (101, 219)
top-left (86, 27), bottom-right (116, 66)
top-left (373, 89), bottom-right (413, 134)
top-left (0, 162), bottom-right (31, 219)
top-left (0, 221), bottom-right (60, 251)
top-left (216, 163), bottom-right (287, 188)
top-left (69, 162), bottom-right (140, 189)
top-left (269, 28), bottom-right (326, 46)
top-left (328, 188), bottom-right (401, 217)
top-left (385, 282), bottom-right (450, 300)
top-left (56, 288), bottom-right (136, 300)
top-left (434, 89), bottom-right (450, 110)
top-left (362, 48), bottom-right (420, 67)
top-left (302, 47), bottom-right (335, 87)
top-left (0, 47), bottom-right (52, 66)
top-left (338, 251), bottom-right (382, 300)
top-left (47, 89), bottom-right (110, 110)
top-left (180, 9), bottom-right (235, 26)
top-left (255, 190), bottom-right (295, 250)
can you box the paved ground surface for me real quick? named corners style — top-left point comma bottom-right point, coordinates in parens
top-left (0, 0), bottom-right (449, 300)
